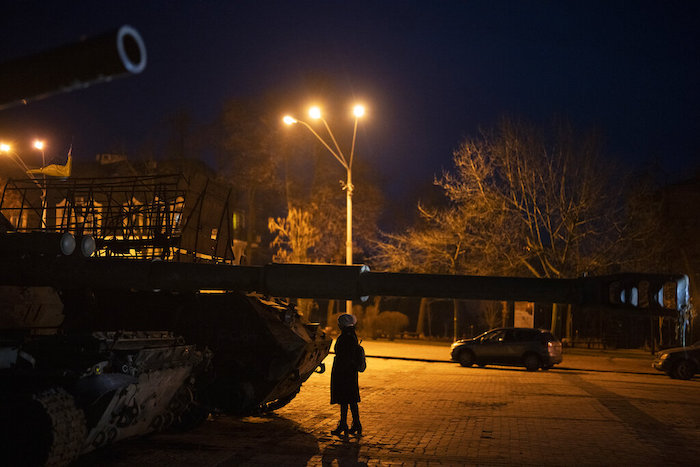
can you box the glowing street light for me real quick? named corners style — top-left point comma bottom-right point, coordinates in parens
top-left (32, 139), bottom-right (47, 227)
top-left (309, 106), bottom-right (322, 120)
top-left (283, 104), bottom-right (366, 314)
top-left (1, 141), bottom-right (48, 227)
top-left (0, 142), bottom-right (31, 172)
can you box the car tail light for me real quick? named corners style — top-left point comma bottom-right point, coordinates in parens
top-left (547, 341), bottom-right (562, 357)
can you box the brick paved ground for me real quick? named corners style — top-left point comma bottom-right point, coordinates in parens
top-left (78, 342), bottom-right (700, 466)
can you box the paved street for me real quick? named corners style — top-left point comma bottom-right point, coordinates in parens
top-left (77, 340), bottom-right (700, 466)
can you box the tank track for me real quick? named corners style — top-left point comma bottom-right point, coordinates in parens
top-left (33, 387), bottom-right (87, 466)
top-left (23, 387), bottom-right (87, 466)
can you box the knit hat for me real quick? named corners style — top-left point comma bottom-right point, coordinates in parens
top-left (337, 313), bottom-right (357, 328)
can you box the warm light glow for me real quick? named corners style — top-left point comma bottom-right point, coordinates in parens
top-left (33, 140), bottom-right (45, 150)
top-left (283, 115), bottom-right (297, 125)
top-left (0, 143), bottom-right (10, 153)
top-left (353, 105), bottom-right (365, 118)
top-left (309, 106), bottom-right (322, 119)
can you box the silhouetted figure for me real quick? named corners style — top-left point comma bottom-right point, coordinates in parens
top-left (330, 313), bottom-right (362, 437)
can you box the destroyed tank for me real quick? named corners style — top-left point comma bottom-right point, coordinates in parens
top-left (0, 175), bottom-right (336, 465)
top-left (0, 26), bottom-right (333, 465)
top-left (0, 26), bottom-right (691, 466)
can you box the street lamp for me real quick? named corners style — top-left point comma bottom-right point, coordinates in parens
top-left (0, 142), bottom-right (46, 227)
top-left (33, 139), bottom-right (46, 167)
top-left (0, 142), bottom-right (32, 172)
top-left (283, 104), bottom-right (365, 314)
top-left (32, 139), bottom-right (47, 228)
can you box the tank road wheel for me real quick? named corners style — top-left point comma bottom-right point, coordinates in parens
top-left (523, 353), bottom-right (541, 372)
top-left (672, 359), bottom-right (696, 380)
top-left (2, 387), bottom-right (87, 466)
top-left (458, 349), bottom-right (475, 367)
top-left (168, 384), bottom-right (210, 432)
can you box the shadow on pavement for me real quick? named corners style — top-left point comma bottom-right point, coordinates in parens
top-left (369, 354), bottom-right (661, 377)
top-left (74, 413), bottom-right (322, 466)
top-left (321, 436), bottom-right (367, 466)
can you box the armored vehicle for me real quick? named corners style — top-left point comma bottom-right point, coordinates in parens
top-left (0, 173), bottom-right (337, 465)
top-left (0, 25), bottom-right (691, 466)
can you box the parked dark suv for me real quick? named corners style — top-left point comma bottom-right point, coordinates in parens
top-left (653, 341), bottom-right (699, 380)
top-left (450, 327), bottom-right (563, 371)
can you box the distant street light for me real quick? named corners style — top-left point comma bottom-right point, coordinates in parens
top-left (32, 139), bottom-right (47, 228)
top-left (33, 139), bottom-right (46, 166)
top-left (283, 104), bottom-right (366, 314)
top-left (1, 141), bottom-right (47, 227)
top-left (0, 142), bottom-right (32, 172)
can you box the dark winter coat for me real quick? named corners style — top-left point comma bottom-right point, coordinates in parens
top-left (330, 327), bottom-right (361, 404)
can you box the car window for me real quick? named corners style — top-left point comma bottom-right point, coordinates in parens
top-left (502, 329), bottom-right (516, 342)
top-left (476, 331), bottom-right (492, 341)
top-left (483, 330), bottom-right (505, 342)
top-left (526, 330), bottom-right (541, 341)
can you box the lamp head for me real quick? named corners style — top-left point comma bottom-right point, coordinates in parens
top-left (309, 106), bottom-right (322, 119)
top-left (33, 140), bottom-right (45, 150)
top-left (282, 115), bottom-right (297, 125)
top-left (353, 105), bottom-right (365, 118)
top-left (0, 143), bottom-right (10, 153)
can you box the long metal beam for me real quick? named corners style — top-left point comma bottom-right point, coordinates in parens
top-left (0, 257), bottom-right (687, 317)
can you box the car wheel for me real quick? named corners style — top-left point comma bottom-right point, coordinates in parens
top-left (523, 353), bottom-right (540, 372)
top-left (458, 349), bottom-right (475, 367)
top-left (672, 359), bottom-right (696, 380)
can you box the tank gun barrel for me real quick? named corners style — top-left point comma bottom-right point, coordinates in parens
top-left (0, 256), bottom-right (687, 316)
top-left (0, 25), bottom-right (146, 110)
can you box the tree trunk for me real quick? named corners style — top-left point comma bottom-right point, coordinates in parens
top-left (427, 302), bottom-right (432, 337)
top-left (551, 303), bottom-right (564, 338)
top-left (244, 188), bottom-right (256, 265)
top-left (326, 299), bottom-right (336, 327)
top-left (417, 297), bottom-right (429, 337)
top-left (502, 301), bottom-right (514, 327)
top-left (452, 299), bottom-right (460, 341)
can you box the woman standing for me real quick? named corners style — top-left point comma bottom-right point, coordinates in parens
top-left (330, 313), bottom-right (362, 437)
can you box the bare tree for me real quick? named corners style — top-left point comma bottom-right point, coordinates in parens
top-left (375, 118), bottom-right (657, 336)
top-left (436, 118), bottom-right (631, 279)
top-left (267, 206), bottom-right (321, 320)
top-left (268, 207), bottom-right (320, 263)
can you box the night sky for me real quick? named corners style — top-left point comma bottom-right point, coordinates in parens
top-left (1, 1), bottom-right (699, 204)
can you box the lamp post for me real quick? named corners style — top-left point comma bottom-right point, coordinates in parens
top-left (33, 139), bottom-right (46, 168)
top-left (283, 104), bottom-right (366, 315)
top-left (33, 140), bottom-right (47, 228)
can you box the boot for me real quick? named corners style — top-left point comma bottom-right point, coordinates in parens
top-left (349, 422), bottom-right (362, 436)
top-left (331, 421), bottom-right (349, 437)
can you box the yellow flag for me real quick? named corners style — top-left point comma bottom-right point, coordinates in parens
top-left (27, 149), bottom-right (72, 177)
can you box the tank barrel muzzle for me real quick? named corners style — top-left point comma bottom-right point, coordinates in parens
top-left (0, 25), bottom-right (147, 110)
